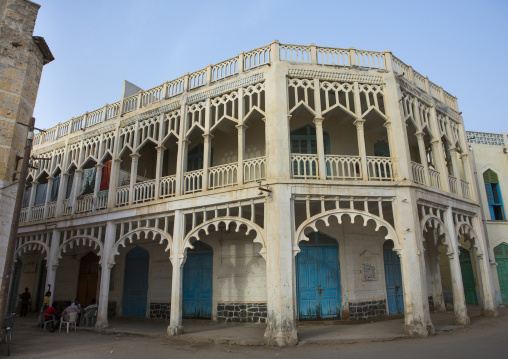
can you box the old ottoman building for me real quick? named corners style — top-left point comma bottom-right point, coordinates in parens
top-left (10, 41), bottom-right (497, 346)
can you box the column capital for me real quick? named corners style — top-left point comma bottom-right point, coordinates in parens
top-left (415, 131), bottom-right (425, 139)
top-left (95, 163), bottom-right (105, 169)
top-left (235, 123), bottom-right (248, 131)
top-left (176, 139), bottom-right (191, 145)
top-left (383, 120), bottom-right (392, 129)
top-left (430, 139), bottom-right (441, 146)
top-left (460, 153), bottom-right (469, 159)
top-left (113, 157), bottom-right (122, 163)
top-left (202, 133), bottom-right (214, 141)
top-left (47, 176), bottom-right (55, 181)
top-left (75, 169), bottom-right (84, 174)
top-left (313, 117), bottom-right (324, 125)
top-left (31, 181), bottom-right (39, 186)
top-left (130, 153), bottom-right (141, 160)
top-left (449, 146), bottom-right (458, 153)
top-left (155, 145), bottom-right (167, 152)
top-left (353, 118), bottom-right (365, 127)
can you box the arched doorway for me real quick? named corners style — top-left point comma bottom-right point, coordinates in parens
top-left (494, 243), bottom-right (508, 304)
top-left (77, 252), bottom-right (99, 306)
top-left (383, 241), bottom-right (403, 314)
top-left (459, 248), bottom-right (478, 304)
top-left (122, 246), bottom-right (149, 317)
top-left (183, 241), bottom-right (213, 319)
top-left (296, 231), bottom-right (341, 320)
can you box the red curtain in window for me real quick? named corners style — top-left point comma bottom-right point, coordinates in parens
top-left (100, 161), bottom-right (112, 191)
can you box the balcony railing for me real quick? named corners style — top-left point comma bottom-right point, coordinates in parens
top-left (448, 176), bottom-right (458, 194)
top-left (96, 190), bottom-right (108, 210)
top-left (184, 169), bottom-right (203, 194)
top-left (243, 156), bottom-right (266, 183)
top-left (133, 180), bottom-right (156, 204)
top-left (160, 175), bottom-right (177, 198)
top-left (20, 208), bottom-right (28, 222)
top-left (292, 154), bottom-right (319, 179)
top-left (76, 194), bottom-right (94, 214)
top-left (47, 201), bottom-right (57, 218)
top-left (461, 180), bottom-right (470, 199)
top-left (428, 168), bottom-right (441, 189)
top-left (411, 161), bottom-right (426, 185)
top-left (30, 204), bottom-right (45, 221)
top-left (325, 155), bottom-right (362, 180)
top-left (209, 163), bottom-right (237, 190)
top-left (367, 157), bottom-right (394, 181)
top-left (116, 185), bottom-right (130, 206)
top-left (63, 199), bottom-right (72, 216)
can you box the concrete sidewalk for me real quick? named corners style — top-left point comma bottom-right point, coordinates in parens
top-left (15, 306), bottom-right (487, 346)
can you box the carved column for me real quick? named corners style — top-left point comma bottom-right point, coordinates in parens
top-left (443, 208), bottom-right (470, 325)
top-left (168, 210), bottom-right (185, 335)
top-left (26, 181), bottom-right (38, 221)
top-left (55, 173), bottom-right (69, 217)
top-left (45, 229), bottom-right (61, 303)
top-left (92, 164), bottom-right (104, 210)
top-left (43, 177), bottom-right (54, 219)
top-left (107, 158), bottom-right (121, 208)
top-left (96, 221), bottom-right (116, 329)
top-left (154, 145), bottom-right (166, 199)
top-left (128, 153), bottom-right (140, 205)
top-left (460, 153), bottom-right (473, 199)
top-left (175, 139), bottom-right (189, 196)
top-left (427, 229), bottom-right (446, 312)
top-left (415, 132), bottom-right (431, 185)
top-left (236, 124), bottom-right (247, 185)
top-left (202, 133), bottom-right (213, 191)
top-left (313, 117), bottom-right (327, 180)
top-left (449, 147), bottom-right (462, 196)
top-left (354, 119), bottom-right (368, 180)
top-left (430, 139), bottom-right (450, 192)
top-left (71, 169), bottom-right (84, 214)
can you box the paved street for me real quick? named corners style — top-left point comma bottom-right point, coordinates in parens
top-left (3, 308), bottom-right (508, 358)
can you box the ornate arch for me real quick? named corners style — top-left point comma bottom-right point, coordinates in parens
top-left (293, 209), bottom-right (400, 256)
top-left (15, 241), bottom-right (50, 261)
top-left (420, 214), bottom-right (454, 255)
top-left (55, 235), bottom-right (104, 266)
top-left (111, 227), bottom-right (173, 263)
top-left (180, 217), bottom-right (266, 266)
top-left (456, 222), bottom-right (482, 256)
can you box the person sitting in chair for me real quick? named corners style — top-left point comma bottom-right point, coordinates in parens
top-left (44, 302), bottom-right (59, 332)
top-left (82, 299), bottom-right (98, 326)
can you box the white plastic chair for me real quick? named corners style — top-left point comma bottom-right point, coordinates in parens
top-left (82, 307), bottom-right (97, 327)
top-left (59, 311), bottom-right (77, 333)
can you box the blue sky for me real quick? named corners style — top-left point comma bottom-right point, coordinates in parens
top-left (33, 0), bottom-right (508, 134)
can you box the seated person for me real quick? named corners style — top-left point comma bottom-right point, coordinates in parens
top-left (44, 302), bottom-right (59, 331)
top-left (82, 299), bottom-right (98, 325)
top-left (54, 300), bottom-right (80, 329)
top-left (70, 298), bottom-right (83, 326)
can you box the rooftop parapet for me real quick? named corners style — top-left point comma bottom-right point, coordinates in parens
top-left (466, 131), bottom-right (506, 146)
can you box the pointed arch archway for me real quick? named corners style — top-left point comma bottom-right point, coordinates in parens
top-left (55, 235), bottom-right (104, 266)
top-left (111, 227), bottom-right (173, 264)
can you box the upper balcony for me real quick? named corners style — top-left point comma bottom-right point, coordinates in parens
top-left (20, 42), bottom-right (471, 225)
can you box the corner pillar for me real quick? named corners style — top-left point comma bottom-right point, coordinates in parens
top-left (96, 221), bottom-right (116, 329)
top-left (168, 210), bottom-right (185, 335)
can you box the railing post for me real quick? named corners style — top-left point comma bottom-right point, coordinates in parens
top-left (92, 163), bottom-right (104, 210)
top-left (202, 133), bottom-right (213, 191)
top-left (162, 81), bottom-right (169, 99)
top-left (101, 104), bottom-right (108, 122)
top-left (183, 73), bottom-right (189, 92)
top-left (26, 181), bottom-right (38, 222)
top-left (137, 91), bottom-right (143, 109)
top-left (154, 146), bottom-right (165, 199)
top-left (238, 52), bottom-right (245, 74)
top-left (236, 124), bottom-right (247, 185)
top-left (438, 86), bottom-right (445, 102)
top-left (206, 64), bottom-right (212, 85)
top-left (310, 43), bottom-right (318, 64)
top-left (270, 40), bottom-right (280, 62)
top-left (407, 65), bottom-right (414, 83)
top-left (82, 112), bottom-right (88, 130)
top-left (383, 50), bottom-right (394, 72)
top-left (415, 132), bottom-right (431, 186)
top-left (354, 119), bottom-right (368, 180)
top-left (424, 76), bottom-right (430, 94)
top-left (349, 47), bottom-right (357, 66)
top-left (43, 176), bottom-right (54, 219)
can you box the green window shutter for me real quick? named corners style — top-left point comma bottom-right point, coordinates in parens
top-left (483, 169), bottom-right (499, 184)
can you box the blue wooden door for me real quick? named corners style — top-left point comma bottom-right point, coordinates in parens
top-left (122, 246), bottom-right (149, 317)
top-left (183, 241), bottom-right (212, 319)
top-left (383, 243), bottom-right (404, 314)
top-left (297, 232), bottom-right (341, 320)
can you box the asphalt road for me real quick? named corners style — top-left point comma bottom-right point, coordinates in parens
top-left (3, 311), bottom-right (508, 359)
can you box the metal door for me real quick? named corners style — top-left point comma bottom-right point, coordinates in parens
top-left (460, 248), bottom-right (478, 305)
top-left (122, 246), bottom-right (149, 317)
top-left (383, 244), bottom-right (404, 314)
top-left (297, 232), bottom-right (341, 320)
top-left (183, 241), bottom-right (212, 319)
top-left (495, 244), bottom-right (508, 305)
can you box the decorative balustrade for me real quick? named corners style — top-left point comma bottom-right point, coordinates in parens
top-left (448, 175), bottom-right (458, 194)
top-left (243, 156), bottom-right (266, 183)
top-left (32, 42), bottom-right (459, 150)
top-left (133, 180), bottom-right (156, 204)
top-left (460, 180), bottom-right (470, 199)
top-left (47, 201), bottom-right (56, 218)
top-left (212, 57), bottom-right (238, 82)
top-left (317, 47), bottom-right (349, 66)
top-left (76, 193), bottom-right (94, 214)
top-left (160, 175), bottom-right (177, 198)
top-left (366, 157), bottom-right (394, 181)
top-left (96, 190), bottom-right (108, 210)
top-left (63, 200), bottom-right (72, 216)
top-left (115, 185), bottom-right (130, 206)
top-left (292, 154), bottom-right (319, 179)
top-left (325, 155), bottom-right (362, 180)
top-left (209, 163), bottom-right (238, 190)
top-left (29, 204), bottom-right (44, 221)
top-left (428, 168), bottom-right (441, 189)
top-left (411, 161), bottom-right (426, 185)
top-left (244, 45), bottom-right (271, 70)
top-left (184, 169), bottom-right (203, 194)
top-left (20, 208), bottom-right (28, 222)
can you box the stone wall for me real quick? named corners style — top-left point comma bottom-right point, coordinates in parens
top-left (348, 299), bottom-right (387, 320)
top-left (150, 302), bottom-right (170, 320)
top-left (217, 302), bottom-right (267, 323)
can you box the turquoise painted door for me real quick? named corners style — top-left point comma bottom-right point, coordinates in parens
top-left (122, 246), bottom-right (149, 317)
top-left (297, 232), bottom-right (341, 320)
top-left (383, 243), bottom-right (404, 314)
top-left (495, 244), bottom-right (508, 305)
top-left (183, 241), bottom-right (212, 319)
top-left (460, 248), bottom-right (478, 305)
